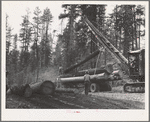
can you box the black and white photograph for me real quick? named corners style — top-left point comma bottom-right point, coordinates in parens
top-left (1, 1), bottom-right (149, 121)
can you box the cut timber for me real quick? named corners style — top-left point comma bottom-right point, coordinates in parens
top-left (59, 74), bottom-right (73, 78)
top-left (64, 50), bottom-right (100, 73)
top-left (8, 84), bottom-right (32, 98)
top-left (60, 72), bottom-right (109, 84)
top-left (55, 88), bottom-right (75, 93)
top-left (30, 80), bottom-right (55, 95)
top-left (76, 64), bottom-right (113, 76)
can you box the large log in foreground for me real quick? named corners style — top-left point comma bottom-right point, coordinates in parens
top-left (7, 84), bottom-right (32, 98)
top-left (64, 50), bottom-right (100, 73)
top-left (30, 80), bottom-right (55, 95)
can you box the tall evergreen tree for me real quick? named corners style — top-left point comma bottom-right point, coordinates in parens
top-left (19, 9), bottom-right (32, 52)
top-left (40, 7), bottom-right (53, 67)
top-left (110, 5), bottom-right (145, 57)
top-left (58, 4), bottom-right (107, 70)
top-left (19, 10), bottom-right (32, 71)
top-left (59, 5), bottom-right (78, 68)
top-left (32, 7), bottom-right (42, 81)
top-left (6, 14), bottom-right (13, 71)
top-left (10, 34), bottom-right (19, 73)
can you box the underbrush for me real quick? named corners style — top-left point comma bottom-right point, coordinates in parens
top-left (8, 66), bottom-right (59, 87)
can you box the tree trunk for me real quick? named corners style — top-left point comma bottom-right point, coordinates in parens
top-left (30, 80), bottom-right (55, 95)
top-left (115, 5), bottom-right (118, 48)
top-left (134, 10), bottom-right (138, 50)
top-left (59, 72), bottom-right (109, 84)
top-left (55, 88), bottom-right (75, 93)
top-left (7, 84), bottom-right (32, 98)
top-left (36, 22), bottom-right (39, 82)
top-left (138, 24), bottom-right (140, 49)
top-left (76, 64), bottom-right (113, 76)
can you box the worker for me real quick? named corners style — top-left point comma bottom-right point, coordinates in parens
top-left (59, 65), bottom-right (63, 75)
top-left (84, 70), bottom-right (91, 95)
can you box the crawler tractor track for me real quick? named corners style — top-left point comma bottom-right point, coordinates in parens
top-left (123, 82), bottom-right (145, 93)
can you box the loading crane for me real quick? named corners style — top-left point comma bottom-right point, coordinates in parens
top-left (56, 16), bottom-right (145, 93)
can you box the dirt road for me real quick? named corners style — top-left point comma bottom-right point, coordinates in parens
top-left (6, 89), bottom-right (144, 109)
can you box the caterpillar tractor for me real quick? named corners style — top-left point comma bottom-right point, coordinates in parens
top-left (56, 16), bottom-right (145, 93)
top-left (123, 49), bottom-right (145, 93)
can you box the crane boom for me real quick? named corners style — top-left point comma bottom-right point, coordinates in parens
top-left (84, 16), bottom-right (128, 65)
top-left (63, 16), bottom-right (129, 74)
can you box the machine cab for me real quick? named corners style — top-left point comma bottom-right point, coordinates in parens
top-left (128, 49), bottom-right (145, 82)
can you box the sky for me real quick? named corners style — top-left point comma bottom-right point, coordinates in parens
top-left (2, 1), bottom-right (117, 34)
top-left (2, 1), bottom-right (70, 50)
top-left (2, 1), bottom-right (65, 40)
top-left (2, 1), bottom-right (114, 50)
top-left (2, 1), bottom-right (147, 49)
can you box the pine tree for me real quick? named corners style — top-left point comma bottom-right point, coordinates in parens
top-left (32, 7), bottom-right (42, 81)
top-left (19, 10), bottom-right (32, 71)
top-left (55, 34), bottom-right (63, 65)
top-left (40, 7), bottom-right (53, 67)
top-left (107, 5), bottom-right (145, 58)
top-left (19, 9), bottom-right (32, 52)
top-left (79, 5), bottom-right (106, 68)
top-left (6, 14), bottom-right (13, 71)
top-left (58, 4), bottom-right (107, 71)
top-left (59, 5), bottom-right (78, 68)
top-left (136, 5), bottom-right (145, 49)
top-left (10, 34), bottom-right (19, 73)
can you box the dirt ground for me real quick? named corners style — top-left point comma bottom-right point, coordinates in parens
top-left (6, 86), bottom-right (145, 109)
top-left (6, 67), bottom-right (145, 109)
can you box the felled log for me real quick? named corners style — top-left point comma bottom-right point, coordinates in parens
top-left (64, 50), bottom-right (100, 73)
top-left (59, 72), bottom-right (109, 84)
top-left (55, 88), bottom-right (75, 93)
top-left (30, 80), bottom-right (55, 95)
top-left (59, 74), bottom-right (74, 78)
top-left (76, 64), bottom-right (113, 76)
top-left (7, 84), bottom-right (32, 98)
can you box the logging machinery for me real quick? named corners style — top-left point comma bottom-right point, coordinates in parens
top-left (123, 49), bottom-right (145, 93)
top-left (56, 16), bottom-right (145, 93)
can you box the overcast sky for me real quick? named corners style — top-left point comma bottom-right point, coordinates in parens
top-left (2, 1), bottom-right (117, 35)
top-left (2, 1), bottom-right (65, 36)
top-left (2, 1), bottom-right (147, 49)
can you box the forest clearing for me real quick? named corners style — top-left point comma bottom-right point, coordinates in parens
top-left (4, 1), bottom-right (147, 114)
top-left (6, 66), bottom-right (145, 109)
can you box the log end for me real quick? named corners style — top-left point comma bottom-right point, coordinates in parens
top-left (41, 80), bottom-right (55, 95)
top-left (105, 64), bottom-right (113, 74)
top-left (24, 84), bottom-right (32, 98)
